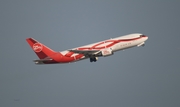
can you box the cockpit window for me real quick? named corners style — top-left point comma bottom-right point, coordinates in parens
top-left (140, 35), bottom-right (146, 37)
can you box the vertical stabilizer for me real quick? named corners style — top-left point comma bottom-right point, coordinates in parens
top-left (26, 38), bottom-right (56, 59)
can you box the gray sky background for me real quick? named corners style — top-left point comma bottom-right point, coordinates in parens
top-left (0, 0), bottom-right (180, 107)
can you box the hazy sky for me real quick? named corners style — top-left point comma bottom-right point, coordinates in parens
top-left (0, 1), bottom-right (180, 107)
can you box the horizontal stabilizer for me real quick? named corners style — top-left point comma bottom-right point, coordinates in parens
top-left (33, 58), bottom-right (52, 62)
top-left (33, 58), bottom-right (53, 64)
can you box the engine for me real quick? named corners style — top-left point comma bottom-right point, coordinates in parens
top-left (101, 48), bottom-right (113, 57)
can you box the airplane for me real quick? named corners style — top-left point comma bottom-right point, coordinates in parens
top-left (26, 33), bottom-right (148, 64)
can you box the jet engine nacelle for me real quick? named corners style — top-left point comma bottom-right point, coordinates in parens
top-left (101, 48), bottom-right (113, 57)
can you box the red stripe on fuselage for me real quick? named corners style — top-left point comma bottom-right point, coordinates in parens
top-left (78, 36), bottom-right (143, 50)
top-left (60, 36), bottom-right (145, 63)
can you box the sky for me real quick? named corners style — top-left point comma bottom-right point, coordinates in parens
top-left (0, 0), bottom-right (180, 107)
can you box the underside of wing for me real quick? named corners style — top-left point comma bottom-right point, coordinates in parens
top-left (69, 49), bottom-right (100, 57)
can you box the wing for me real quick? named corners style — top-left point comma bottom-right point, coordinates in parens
top-left (69, 49), bottom-right (101, 57)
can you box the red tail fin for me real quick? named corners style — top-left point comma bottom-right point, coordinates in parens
top-left (26, 38), bottom-right (56, 59)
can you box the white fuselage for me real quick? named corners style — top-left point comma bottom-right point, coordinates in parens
top-left (60, 33), bottom-right (148, 59)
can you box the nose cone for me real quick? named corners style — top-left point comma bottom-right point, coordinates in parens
top-left (145, 36), bottom-right (148, 41)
